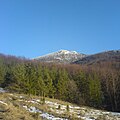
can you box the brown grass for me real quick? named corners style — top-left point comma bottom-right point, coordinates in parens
top-left (0, 93), bottom-right (42, 120)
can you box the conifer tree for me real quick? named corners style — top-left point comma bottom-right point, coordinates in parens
top-left (75, 71), bottom-right (89, 103)
top-left (56, 69), bottom-right (69, 100)
top-left (88, 74), bottom-right (102, 107)
top-left (43, 67), bottom-right (54, 97)
top-left (0, 59), bottom-right (6, 85)
top-left (12, 63), bottom-right (26, 92)
top-left (25, 62), bottom-right (37, 95)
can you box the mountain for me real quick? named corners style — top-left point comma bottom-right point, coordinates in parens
top-left (74, 50), bottom-right (120, 65)
top-left (33, 49), bottom-right (120, 64)
top-left (33, 50), bottom-right (87, 63)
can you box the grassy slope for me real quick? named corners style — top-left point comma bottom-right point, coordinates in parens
top-left (0, 93), bottom-right (39, 120)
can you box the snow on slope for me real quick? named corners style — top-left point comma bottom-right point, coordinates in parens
top-left (1, 92), bottom-right (120, 120)
top-left (20, 96), bottom-right (120, 120)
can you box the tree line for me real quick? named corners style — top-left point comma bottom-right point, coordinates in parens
top-left (0, 54), bottom-right (120, 112)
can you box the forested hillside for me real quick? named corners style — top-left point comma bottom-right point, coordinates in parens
top-left (0, 53), bottom-right (120, 112)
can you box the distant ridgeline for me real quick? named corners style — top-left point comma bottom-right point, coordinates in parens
top-left (0, 50), bottom-right (120, 112)
top-left (33, 50), bottom-right (120, 64)
top-left (74, 50), bottom-right (120, 65)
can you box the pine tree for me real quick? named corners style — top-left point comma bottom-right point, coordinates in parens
top-left (25, 62), bottom-right (37, 96)
top-left (43, 67), bottom-right (55, 97)
top-left (12, 63), bottom-right (26, 92)
top-left (88, 73), bottom-right (102, 107)
top-left (56, 69), bottom-right (69, 100)
top-left (75, 71), bottom-right (89, 104)
top-left (0, 59), bottom-right (6, 85)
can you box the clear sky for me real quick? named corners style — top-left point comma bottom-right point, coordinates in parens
top-left (0, 0), bottom-right (120, 58)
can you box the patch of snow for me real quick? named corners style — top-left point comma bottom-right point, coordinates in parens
top-left (0, 88), bottom-right (6, 93)
top-left (69, 105), bottom-right (80, 109)
top-left (9, 93), bottom-right (18, 98)
top-left (29, 106), bottom-right (40, 113)
top-left (8, 97), bottom-right (12, 100)
top-left (55, 57), bottom-right (62, 60)
top-left (46, 101), bottom-right (60, 108)
top-left (80, 116), bottom-right (95, 120)
top-left (73, 106), bottom-right (81, 109)
top-left (25, 100), bottom-right (39, 104)
top-left (55, 109), bottom-right (64, 114)
top-left (23, 105), bottom-right (28, 109)
top-left (110, 112), bottom-right (120, 116)
top-left (23, 105), bottom-right (68, 120)
top-left (40, 112), bottom-right (68, 120)
top-left (71, 51), bottom-right (78, 54)
top-left (0, 100), bottom-right (8, 106)
top-left (20, 96), bottom-right (24, 99)
top-left (102, 111), bottom-right (111, 115)
top-left (59, 50), bottom-right (70, 54)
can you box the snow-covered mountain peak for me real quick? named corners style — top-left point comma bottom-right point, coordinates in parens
top-left (34, 50), bottom-right (87, 64)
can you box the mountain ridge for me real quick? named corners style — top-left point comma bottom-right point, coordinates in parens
top-left (33, 49), bottom-right (120, 64)
top-left (73, 50), bottom-right (120, 65)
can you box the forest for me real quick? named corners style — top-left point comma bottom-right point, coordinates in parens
top-left (0, 53), bottom-right (120, 112)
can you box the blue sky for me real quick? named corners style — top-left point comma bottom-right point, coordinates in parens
top-left (0, 0), bottom-right (120, 58)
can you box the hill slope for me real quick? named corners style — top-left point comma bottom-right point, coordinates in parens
top-left (74, 50), bottom-right (120, 65)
